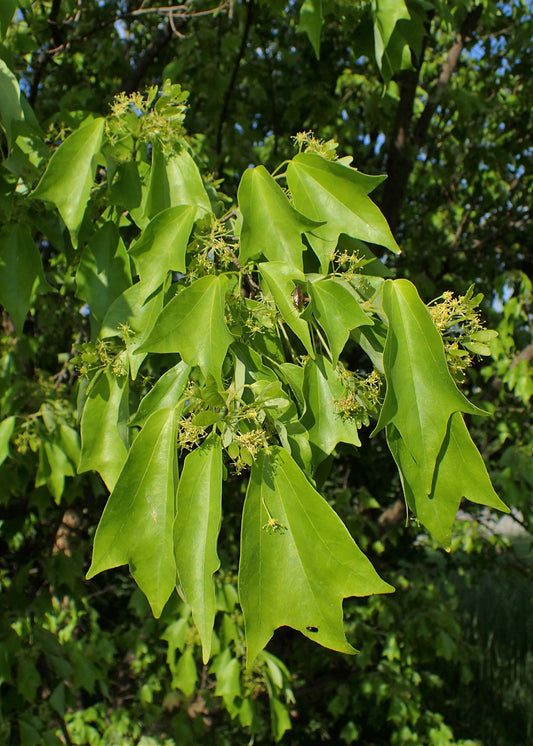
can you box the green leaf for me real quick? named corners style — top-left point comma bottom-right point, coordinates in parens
top-left (100, 283), bottom-right (164, 379)
top-left (239, 446), bottom-right (393, 666)
top-left (0, 0), bottom-right (16, 39)
top-left (238, 165), bottom-right (320, 269)
top-left (0, 223), bottom-right (51, 332)
top-left (213, 649), bottom-right (242, 713)
top-left (374, 279), bottom-right (485, 494)
top-left (172, 647), bottom-right (198, 697)
top-left (0, 416), bottom-right (15, 467)
top-left (351, 320), bottom-right (387, 373)
top-left (301, 356), bottom-right (361, 464)
top-left (258, 262), bottom-right (314, 355)
top-left (140, 275), bottom-right (233, 387)
top-left (36, 435), bottom-right (75, 503)
top-left (129, 205), bottom-right (196, 299)
top-left (108, 160), bottom-right (142, 210)
top-left (75, 222), bottom-right (132, 333)
top-left (308, 276), bottom-right (372, 364)
top-left (388, 413), bottom-right (509, 547)
top-left (31, 118), bottom-right (105, 247)
top-left (87, 407), bottom-right (178, 617)
top-left (78, 369), bottom-right (130, 491)
top-left (162, 614), bottom-right (191, 661)
top-left (16, 659), bottom-right (41, 703)
top-left (286, 152), bottom-right (400, 254)
top-left (143, 142), bottom-right (211, 222)
top-left (0, 59), bottom-right (23, 148)
top-left (373, 0), bottom-right (410, 69)
top-left (130, 361), bottom-right (191, 427)
top-left (372, 0), bottom-right (426, 82)
top-left (297, 0), bottom-right (323, 58)
top-left (175, 433), bottom-right (223, 663)
top-left (270, 696), bottom-right (292, 742)
top-left (58, 424), bottom-right (81, 469)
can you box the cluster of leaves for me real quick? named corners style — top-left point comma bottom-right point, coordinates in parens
top-left (2, 1), bottom-right (532, 744)
top-left (1, 48), bottom-right (508, 668)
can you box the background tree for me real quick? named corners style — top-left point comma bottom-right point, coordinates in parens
top-left (1, 1), bottom-right (532, 745)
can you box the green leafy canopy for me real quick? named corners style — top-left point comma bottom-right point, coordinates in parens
top-left (2, 76), bottom-right (508, 670)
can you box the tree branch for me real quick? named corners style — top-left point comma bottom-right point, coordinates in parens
top-left (215, 0), bottom-right (254, 165)
top-left (413, 4), bottom-right (483, 148)
top-left (380, 69), bottom-right (420, 232)
top-left (381, 5), bottom-right (483, 232)
top-left (122, 20), bottom-right (174, 93)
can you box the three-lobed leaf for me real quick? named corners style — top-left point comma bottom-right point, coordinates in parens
top-left (32, 118), bottom-right (105, 247)
top-left (286, 152), bottom-right (400, 254)
top-left (129, 205), bottom-right (196, 299)
top-left (388, 413), bottom-right (509, 547)
top-left (374, 278), bottom-right (485, 494)
top-left (142, 142), bottom-right (212, 223)
top-left (239, 446), bottom-right (393, 667)
top-left (130, 361), bottom-right (191, 428)
top-left (238, 165), bottom-right (320, 269)
top-left (140, 274), bottom-right (233, 387)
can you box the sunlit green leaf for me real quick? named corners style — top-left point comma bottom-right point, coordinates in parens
top-left (308, 276), bottom-right (372, 364)
top-left (100, 283), bottom-right (164, 379)
top-left (374, 279), bottom-right (485, 493)
top-left (143, 142), bottom-right (211, 222)
top-left (270, 696), bottom-right (292, 742)
top-left (372, 0), bottom-right (426, 82)
top-left (78, 369), bottom-right (130, 491)
top-left (302, 355), bottom-right (361, 463)
top-left (373, 0), bottom-right (410, 68)
top-left (36, 435), bottom-right (76, 503)
top-left (213, 648), bottom-right (242, 713)
top-left (238, 165), bottom-right (320, 269)
top-left (287, 152), bottom-right (400, 253)
top-left (388, 413), bottom-right (509, 547)
top-left (0, 416), bottom-right (15, 467)
top-left (171, 647), bottom-right (197, 696)
top-left (130, 361), bottom-right (191, 428)
top-left (32, 118), bottom-right (105, 247)
top-left (0, 59), bottom-right (23, 148)
top-left (129, 205), bottom-right (196, 300)
top-left (175, 433), bottom-right (223, 663)
top-left (140, 274), bottom-right (233, 387)
top-left (239, 447), bottom-right (393, 666)
top-left (87, 407), bottom-right (178, 617)
top-left (259, 262), bottom-right (314, 355)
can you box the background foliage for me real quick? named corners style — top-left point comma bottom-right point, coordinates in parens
top-left (1, 1), bottom-right (533, 744)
